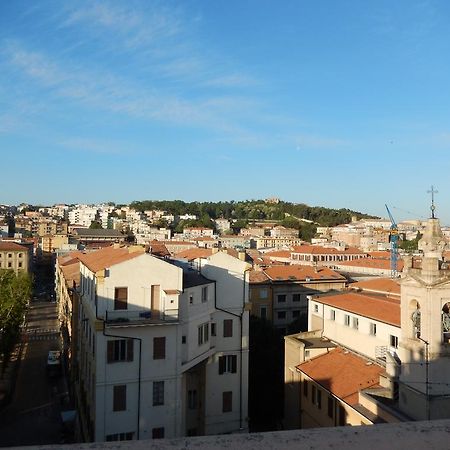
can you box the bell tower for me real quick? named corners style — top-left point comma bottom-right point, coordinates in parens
top-left (398, 194), bottom-right (450, 420)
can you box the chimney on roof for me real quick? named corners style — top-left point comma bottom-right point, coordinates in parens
top-left (238, 250), bottom-right (246, 261)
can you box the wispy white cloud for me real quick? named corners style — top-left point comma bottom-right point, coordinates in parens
top-left (1, 41), bottom-right (258, 133)
top-left (294, 134), bottom-right (349, 150)
top-left (62, 1), bottom-right (183, 49)
top-left (58, 137), bottom-right (130, 154)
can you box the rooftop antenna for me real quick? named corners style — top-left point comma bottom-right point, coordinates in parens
top-left (427, 185), bottom-right (438, 219)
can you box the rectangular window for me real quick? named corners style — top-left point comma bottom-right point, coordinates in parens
top-left (344, 314), bottom-right (350, 326)
top-left (370, 323), bottom-right (377, 336)
top-left (114, 287), bottom-right (128, 310)
top-left (277, 311), bottom-right (286, 320)
top-left (152, 427), bottom-right (165, 439)
top-left (314, 304), bottom-right (319, 313)
top-left (390, 335), bottom-right (399, 349)
top-left (303, 380), bottom-right (308, 397)
top-left (18, 262), bottom-right (23, 268)
top-left (292, 310), bottom-right (300, 319)
top-left (260, 288), bottom-right (268, 299)
top-left (259, 306), bottom-right (267, 319)
top-left (106, 432), bottom-right (134, 441)
top-left (153, 337), bottom-right (166, 359)
top-left (223, 319), bottom-right (233, 337)
top-left (153, 381), bottom-right (164, 406)
top-left (222, 391), bottom-right (232, 413)
top-left (189, 293), bottom-right (194, 304)
top-left (113, 385), bottom-right (126, 411)
top-left (277, 294), bottom-right (286, 303)
top-left (219, 355), bottom-right (237, 374)
top-left (211, 322), bottom-right (216, 336)
top-left (198, 323), bottom-right (209, 345)
top-left (201, 286), bottom-right (208, 303)
top-left (317, 389), bottom-right (322, 409)
top-left (328, 396), bottom-right (334, 418)
top-left (188, 389), bottom-right (198, 409)
top-left (330, 310), bottom-right (336, 321)
top-left (292, 293), bottom-right (301, 302)
top-left (107, 339), bottom-right (134, 363)
top-left (312, 385), bottom-right (317, 404)
top-left (352, 317), bottom-right (359, 330)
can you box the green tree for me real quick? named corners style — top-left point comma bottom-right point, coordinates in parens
top-left (0, 270), bottom-right (32, 365)
top-left (89, 221), bottom-right (103, 229)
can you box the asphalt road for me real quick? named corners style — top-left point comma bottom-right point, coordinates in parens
top-left (0, 299), bottom-right (67, 447)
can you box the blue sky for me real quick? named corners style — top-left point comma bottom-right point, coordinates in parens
top-left (1, 0), bottom-right (450, 223)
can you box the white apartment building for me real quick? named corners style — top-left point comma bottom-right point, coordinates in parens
top-left (74, 246), bottom-right (250, 442)
top-left (68, 206), bottom-right (99, 227)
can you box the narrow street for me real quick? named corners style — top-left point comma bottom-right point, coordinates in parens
top-left (0, 298), bottom-right (67, 447)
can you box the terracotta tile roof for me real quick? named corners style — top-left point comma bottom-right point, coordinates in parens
top-left (291, 245), bottom-right (366, 255)
top-left (58, 251), bottom-right (85, 266)
top-left (60, 261), bottom-right (80, 286)
top-left (193, 237), bottom-right (215, 241)
top-left (79, 246), bottom-right (144, 273)
top-left (368, 251), bottom-right (391, 259)
top-left (297, 348), bottom-right (383, 406)
top-left (336, 258), bottom-right (404, 271)
top-left (249, 270), bottom-right (270, 283)
top-left (315, 292), bottom-right (400, 326)
top-left (0, 241), bottom-right (28, 252)
top-left (162, 240), bottom-right (195, 246)
top-left (266, 250), bottom-right (292, 258)
top-left (174, 248), bottom-right (213, 261)
top-left (350, 278), bottom-right (400, 296)
top-left (264, 265), bottom-right (346, 282)
top-left (148, 240), bottom-right (170, 257)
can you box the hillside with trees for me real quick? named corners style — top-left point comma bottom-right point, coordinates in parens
top-left (130, 199), bottom-right (378, 240)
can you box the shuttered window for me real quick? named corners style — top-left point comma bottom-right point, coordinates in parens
top-left (152, 427), bottom-right (165, 439)
top-left (153, 381), bottom-right (164, 406)
top-left (223, 319), bottom-right (233, 338)
top-left (113, 385), bottom-right (126, 411)
top-left (114, 287), bottom-right (128, 310)
top-left (153, 337), bottom-right (166, 360)
top-left (222, 391), bottom-right (232, 413)
top-left (218, 355), bottom-right (237, 374)
top-left (107, 339), bottom-right (134, 363)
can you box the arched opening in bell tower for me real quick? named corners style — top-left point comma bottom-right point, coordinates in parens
top-left (442, 302), bottom-right (450, 343)
top-left (409, 300), bottom-right (421, 339)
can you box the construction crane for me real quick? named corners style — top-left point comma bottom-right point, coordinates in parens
top-left (385, 204), bottom-right (399, 278)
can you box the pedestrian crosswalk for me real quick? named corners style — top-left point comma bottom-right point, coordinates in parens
top-left (23, 328), bottom-right (60, 341)
top-left (26, 334), bottom-right (59, 341)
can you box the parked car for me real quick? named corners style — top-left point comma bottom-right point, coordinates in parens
top-left (47, 350), bottom-right (61, 377)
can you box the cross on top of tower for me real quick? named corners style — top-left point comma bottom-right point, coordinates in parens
top-left (427, 185), bottom-right (438, 219)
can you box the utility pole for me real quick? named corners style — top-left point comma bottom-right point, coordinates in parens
top-left (418, 336), bottom-right (430, 420)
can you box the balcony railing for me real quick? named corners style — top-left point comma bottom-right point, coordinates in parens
top-left (105, 308), bottom-right (179, 325)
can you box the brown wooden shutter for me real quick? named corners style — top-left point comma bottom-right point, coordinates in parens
top-left (114, 287), bottom-right (128, 310)
top-left (153, 337), bottom-right (166, 360)
top-left (222, 391), bottom-right (232, 412)
top-left (231, 355), bottom-right (237, 373)
top-left (223, 319), bottom-right (233, 337)
top-left (127, 339), bottom-right (134, 362)
top-left (107, 340), bottom-right (114, 363)
top-left (113, 385), bottom-right (126, 411)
